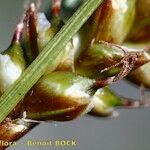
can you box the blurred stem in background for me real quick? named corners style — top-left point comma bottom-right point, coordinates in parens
top-left (61, 0), bottom-right (83, 21)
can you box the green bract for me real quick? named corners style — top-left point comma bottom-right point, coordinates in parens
top-left (0, 23), bottom-right (26, 95)
top-left (91, 87), bottom-right (122, 116)
top-left (75, 41), bottom-right (150, 79)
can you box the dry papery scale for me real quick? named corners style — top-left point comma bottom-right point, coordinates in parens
top-left (0, 0), bottom-right (150, 149)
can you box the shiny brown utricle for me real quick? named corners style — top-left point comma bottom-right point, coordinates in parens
top-left (23, 85), bottom-right (88, 121)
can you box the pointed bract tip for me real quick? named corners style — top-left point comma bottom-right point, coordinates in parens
top-left (17, 22), bottom-right (24, 33)
top-left (11, 21), bottom-right (24, 44)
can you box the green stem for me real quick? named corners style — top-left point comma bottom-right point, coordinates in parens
top-left (0, 0), bottom-right (103, 123)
